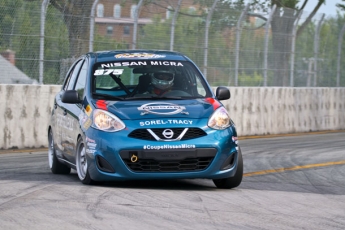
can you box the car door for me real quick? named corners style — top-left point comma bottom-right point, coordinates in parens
top-left (53, 60), bottom-right (81, 158)
top-left (56, 59), bottom-right (84, 162)
top-left (62, 58), bottom-right (88, 163)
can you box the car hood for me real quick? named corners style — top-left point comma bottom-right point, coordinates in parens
top-left (91, 98), bottom-right (222, 120)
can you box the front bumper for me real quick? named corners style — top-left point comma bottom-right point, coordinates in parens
top-left (84, 121), bottom-right (240, 181)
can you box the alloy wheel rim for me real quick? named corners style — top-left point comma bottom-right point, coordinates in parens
top-left (48, 133), bottom-right (54, 168)
top-left (77, 144), bottom-right (87, 180)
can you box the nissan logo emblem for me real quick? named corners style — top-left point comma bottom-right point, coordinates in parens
top-left (162, 129), bottom-right (174, 139)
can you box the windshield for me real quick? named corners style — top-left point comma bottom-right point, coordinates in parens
top-left (92, 60), bottom-right (212, 100)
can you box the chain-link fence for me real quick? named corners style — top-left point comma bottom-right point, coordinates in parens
top-left (0, 0), bottom-right (344, 87)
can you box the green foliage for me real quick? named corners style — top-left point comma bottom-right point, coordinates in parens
top-left (1, 0), bottom-right (344, 86)
top-left (0, 0), bottom-right (123, 84)
top-left (293, 13), bottom-right (345, 87)
top-left (11, 1), bottom-right (40, 80)
top-left (0, 0), bottom-right (24, 49)
top-left (93, 34), bottom-right (127, 52)
top-left (318, 14), bottom-right (345, 86)
top-left (337, 0), bottom-right (345, 10)
top-left (41, 5), bottom-right (71, 84)
top-left (137, 8), bottom-right (231, 73)
top-left (238, 71), bottom-right (264, 86)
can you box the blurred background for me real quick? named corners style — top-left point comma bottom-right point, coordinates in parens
top-left (0, 0), bottom-right (344, 87)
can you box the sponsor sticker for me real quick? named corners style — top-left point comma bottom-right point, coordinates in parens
top-left (115, 53), bottom-right (166, 59)
top-left (57, 114), bottom-right (74, 131)
top-left (232, 136), bottom-right (239, 145)
top-left (78, 113), bottom-right (87, 124)
top-left (86, 149), bottom-right (96, 154)
top-left (94, 69), bottom-right (124, 76)
top-left (87, 142), bottom-right (97, 149)
top-left (86, 137), bottom-right (96, 143)
top-left (138, 102), bottom-right (188, 115)
top-left (143, 144), bottom-right (196, 150)
top-left (83, 118), bottom-right (92, 130)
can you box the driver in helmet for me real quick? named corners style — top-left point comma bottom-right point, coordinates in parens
top-left (149, 70), bottom-right (174, 95)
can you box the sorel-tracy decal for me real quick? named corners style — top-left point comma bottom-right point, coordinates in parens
top-left (115, 53), bottom-right (166, 59)
top-left (100, 61), bottom-right (183, 68)
top-left (143, 144), bottom-right (196, 150)
top-left (139, 119), bottom-right (193, 126)
top-left (138, 102), bottom-right (188, 115)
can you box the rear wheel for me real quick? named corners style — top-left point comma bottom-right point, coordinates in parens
top-left (48, 129), bottom-right (71, 174)
top-left (76, 138), bottom-right (97, 185)
top-left (213, 148), bottom-right (243, 189)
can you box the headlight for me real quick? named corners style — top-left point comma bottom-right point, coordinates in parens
top-left (208, 107), bottom-right (231, 130)
top-left (92, 109), bottom-right (125, 132)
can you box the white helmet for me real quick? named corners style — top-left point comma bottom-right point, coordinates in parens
top-left (151, 70), bottom-right (174, 90)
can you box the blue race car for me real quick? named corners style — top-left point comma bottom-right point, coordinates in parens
top-left (48, 50), bottom-right (243, 189)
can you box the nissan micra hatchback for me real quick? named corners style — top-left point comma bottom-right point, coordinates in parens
top-left (48, 50), bottom-right (243, 189)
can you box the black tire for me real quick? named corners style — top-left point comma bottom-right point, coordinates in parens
top-left (48, 129), bottom-right (71, 174)
top-left (213, 148), bottom-right (243, 189)
top-left (76, 137), bottom-right (97, 185)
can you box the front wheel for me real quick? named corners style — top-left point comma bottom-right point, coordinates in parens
top-left (213, 148), bottom-right (243, 189)
top-left (48, 129), bottom-right (71, 174)
top-left (76, 137), bottom-right (97, 185)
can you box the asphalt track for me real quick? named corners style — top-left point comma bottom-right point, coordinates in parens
top-left (0, 131), bottom-right (345, 230)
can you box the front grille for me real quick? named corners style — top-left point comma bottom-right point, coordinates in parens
top-left (122, 157), bottom-right (214, 172)
top-left (120, 148), bottom-right (217, 173)
top-left (128, 129), bottom-right (156, 141)
top-left (128, 128), bottom-right (207, 141)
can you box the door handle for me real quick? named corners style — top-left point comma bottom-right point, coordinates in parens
top-left (63, 110), bottom-right (67, 116)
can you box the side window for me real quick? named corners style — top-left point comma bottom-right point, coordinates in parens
top-left (62, 64), bottom-right (76, 91)
top-left (67, 60), bottom-right (83, 90)
top-left (196, 77), bottom-right (206, 96)
top-left (74, 60), bottom-right (88, 100)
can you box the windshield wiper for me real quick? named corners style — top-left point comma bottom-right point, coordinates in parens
top-left (93, 93), bottom-right (197, 101)
top-left (125, 96), bottom-right (184, 100)
top-left (92, 93), bottom-right (125, 100)
top-left (156, 96), bottom-right (183, 100)
top-left (124, 96), bottom-right (154, 100)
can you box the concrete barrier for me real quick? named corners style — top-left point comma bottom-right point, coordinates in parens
top-left (0, 84), bottom-right (344, 149)
top-left (222, 87), bottom-right (345, 136)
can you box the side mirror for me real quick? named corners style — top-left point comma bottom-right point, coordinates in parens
top-left (61, 90), bottom-right (82, 104)
top-left (215, 86), bottom-right (230, 100)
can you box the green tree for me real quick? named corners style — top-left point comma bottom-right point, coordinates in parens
top-left (196, 0), bottom-right (328, 86)
top-left (0, 0), bottom-right (24, 49)
top-left (137, 7), bottom-right (234, 86)
top-left (48, 0), bottom-right (94, 57)
top-left (20, 0), bottom-right (94, 57)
